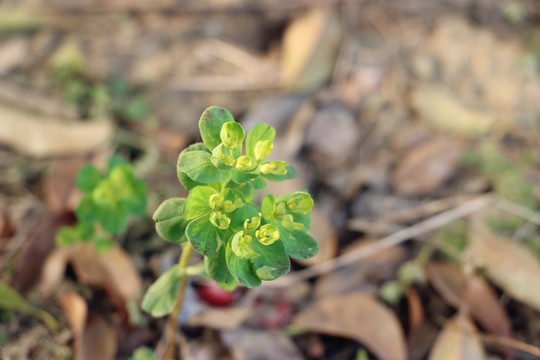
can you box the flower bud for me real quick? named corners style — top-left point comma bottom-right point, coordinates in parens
top-left (222, 200), bottom-right (235, 213)
top-left (235, 155), bottom-right (256, 172)
top-left (286, 193), bottom-right (314, 214)
top-left (274, 202), bottom-right (287, 217)
top-left (256, 224), bottom-right (280, 245)
top-left (231, 231), bottom-right (257, 259)
top-left (212, 144), bottom-right (235, 167)
top-left (244, 216), bottom-right (261, 231)
top-left (281, 214), bottom-right (303, 231)
top-left (209, 212), bottom-right (231, 230)
top-left (254, 140), bottom-right (273, 161)
top-left (208, 193), bottom-right (224, 209)
top-left (260, 161), bottom-right (287, 175)
top-left (220, 122), bottom-right (244, 149)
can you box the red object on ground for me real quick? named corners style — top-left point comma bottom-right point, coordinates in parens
top-left (195, 282), bottom-right (236, 307)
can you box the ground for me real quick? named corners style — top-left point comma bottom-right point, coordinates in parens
top-left (1, 0), bottom-right (540, 359)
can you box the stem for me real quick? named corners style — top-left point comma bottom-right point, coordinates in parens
top-left (161, 242), bottom-right (193, 360)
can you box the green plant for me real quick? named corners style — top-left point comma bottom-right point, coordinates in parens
top-left (142, 106), bottom-right (318, 357)
top-left (56, 155), bottom-right (147, 251)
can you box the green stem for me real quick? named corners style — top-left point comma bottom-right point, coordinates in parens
top-left (161, 242), bottom-right (193, 360)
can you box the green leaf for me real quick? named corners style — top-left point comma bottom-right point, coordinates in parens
top-left (0, 281), bottom-right (58, 332)
top-left (251, 176), bottom-right (267, 190)
top-left (280, 228), bottom-right (318, 260)
top-left (129, 347), bottom-right (158, 360)
top-left (250, 240), bottom-right (290, 280)
top-left (205, 245), bottom-right (237, 290)
top-left (261, 194), bottom-right (276, 220)
top-left (231, 182), bottom-right (255, 203)
top-left (186, 214), bottom-right (219, 257)
top-left (246, 123), bottom-right (276, 159)
top-left (120, 180), bottom-right (147, 216)
top-left (75, 196), bottom-right (99, 224)
top-left (141, 266), bottom-right (183, 317)
top-left (199, 106), bottom-right (235, 150)
top-left (177, 150), bottom-right (231, 184)
top-left (225, 241), bottom-right (261, 288)
top-left (277, 191), bottom-right (314, 214)
top-left (230, 204), bottom-right (259, 232)
top-left (153, 198), bottom-right (189, 244)
top-left (98, 208), bottom-right (128, 234)
top-left (76, 165), bottom-right (102, 193)
top-left (262, 165), bottom-right (298, 182)
top-left (106, 154), bottom-right (129, 174)
top-left (231, 168), bottom-right (259, 184)
top-left (184, 186), bottom-right (218, 220)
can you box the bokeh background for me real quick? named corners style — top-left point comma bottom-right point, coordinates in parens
top-left (1, 0), bottom-right (540, 359)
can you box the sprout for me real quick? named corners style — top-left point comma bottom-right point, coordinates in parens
top-left (208, 193), bottom-right (224, 209)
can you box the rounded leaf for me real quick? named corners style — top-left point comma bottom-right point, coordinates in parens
top-left (199, 106), bottom-right (235, 150)
top-left (186, 214), bottom-right (219, 258)
top-left (153, 198), bottom-right (189, 244)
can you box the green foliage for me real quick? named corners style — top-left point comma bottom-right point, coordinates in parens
top-left (146, 106), bottom-right (318, 317)
top-left (129, 347), bottom-right (159, 360)
top-left (56, 155), bottom-right (147, 250)
top-left (0, 281), bottom-right (58, 332)
top-left (141, 266), bottom-right (183, 317)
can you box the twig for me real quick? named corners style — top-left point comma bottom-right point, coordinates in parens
top-left (156, 243), bottom-right (193, 360)
top-left (481, 334), bottom-right (540, 357)
top-left (267, 195), bottom-right (493, 287)
top-left (495, 198), bottom-right (540, 227)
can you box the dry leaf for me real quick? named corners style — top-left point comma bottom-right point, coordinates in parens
top-left (407, 287), bottom-right (424, 335)
top-left (281, 8), bottom-right (342, 92)
top-left (14, 212), bottom-right (75, 294)
top-left (221, 329), bottom-right (304, 360)
top-left (70, 243), bottom-right (142, 303)
top-left (428, 315), bottom-right (486, 360)
top-left (410, 85), bottom-right (496, 137)
top-left (0, 104), bottom-right (112, 158)
top-left (293, 292), bottom-right (407, 360)
top-left (0, 37), bottom-right (28, 75)
top-left (426, 262), bottom-right (511, 337)
top-left (393, 137), bottom-right (464, 196)
top-left (60, 292), bottom-right (117, 360)
top-left (43, 157), bottom-right (86, 213)
top-left (187, 306), bottom-right (252, 330)
top-left (40, 243), bottom-right (142, 309)
top-left (470, 216), bottom-right (540, 312)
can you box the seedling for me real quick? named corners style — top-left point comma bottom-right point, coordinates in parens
top-left (142, 106), bottom-right (318, 358)
top-left (56, 155), bottom-right (147, 251)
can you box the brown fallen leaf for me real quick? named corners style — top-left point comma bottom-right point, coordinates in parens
top-left (410, 85), bottom-right (496, 137)
top-left (293, 292), bottom-right (407, 360)
top-left (14, 211), bottom-right (75, 294)
top-left (60, 292), bottom-right (117, 360)
top-left (469, 216), bottom-right (540, 312)
top-left (221, 329), bottom-right (304, 360)
top-left (187, 306), bottom-right (252, 330)
top-left (40, 243), bottom-right (142, 315)
top-left (43, 157), bottom-right (86, 213)
top-left (281, 8), bottom-right (342, 92)
top-left (428, 315), bottom-right (486, 360)
top-left (0, 104), bottom-right (112, 158)
top-left (426, 262), bottom-right (511, 338)
top-left (392, 136), bottom-right (464, 196)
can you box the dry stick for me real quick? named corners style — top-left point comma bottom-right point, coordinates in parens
top-left (481, 334), bottom-right (540, 357)
top-left (495, 198), bottom-right (540, 227)
top-left (158, 243), bottom-right (193, 360)
top-left (267, 195), bottom-right (493, 288)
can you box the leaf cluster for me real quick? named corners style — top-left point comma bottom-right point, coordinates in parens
top-left (148, 106), bottom-right (318, 310)
top-left (56, 155), bottom-right (147, 251)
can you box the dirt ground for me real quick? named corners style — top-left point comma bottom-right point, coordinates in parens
top-left (1, 0), bottom-right (540, 359)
